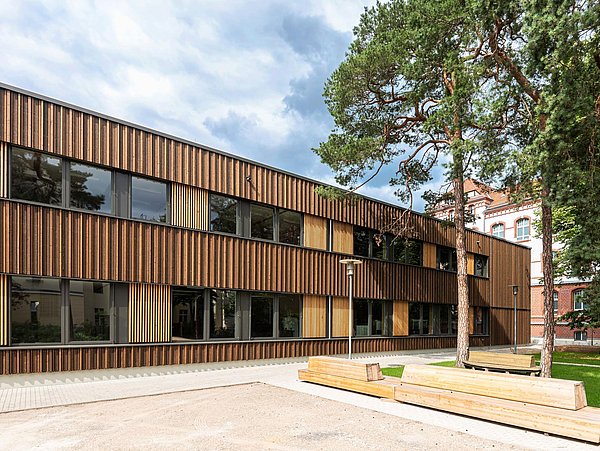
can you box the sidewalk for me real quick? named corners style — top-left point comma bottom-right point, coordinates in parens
top-left (0, 347), bottom-right (594, 450)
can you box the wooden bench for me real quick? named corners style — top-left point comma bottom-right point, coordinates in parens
top-left (298, 356), bottom-right (600, 443)
top-left (463, 351), bottom-right (541, 376)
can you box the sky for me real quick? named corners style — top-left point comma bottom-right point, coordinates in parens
top-left (0, 0), bottom-right (443, 211)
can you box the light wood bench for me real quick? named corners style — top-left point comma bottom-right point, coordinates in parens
top-left (298, 356), bottom-right (600, 443)
top-left (463, 351), bottom-right (541, 376)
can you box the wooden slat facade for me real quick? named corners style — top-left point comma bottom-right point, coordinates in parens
top-left (333, 221), bottom-right (353, 255)
top-left (171, 183), bottom-right (209, 230)
top-left (302, 295), bottom-right (327, 338)
top-left (128, 284), bottom-right (171, 343)
top-left (0, 274), bottom-right (8, 346)
top-left (332, 297), bottom-right (349, 337)
top-left (303, 214), bottom-right (327, 250)
top-left (423, 242), bottom-right (436, 268)
top-left (393, 300), bottom-right (409, 336)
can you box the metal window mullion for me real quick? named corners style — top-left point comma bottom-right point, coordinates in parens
top-left (273, 295), bottom-right (279, 338)
top-left (63, 160), bottom-right (70, 208)
top-left (203, 288), bottom-right (210, 341)
top-left (62, 279), bottom-right (69, 344)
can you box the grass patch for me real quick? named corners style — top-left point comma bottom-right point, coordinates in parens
top-left (533, 351), bottom-right (600, 366)
top-left (381, 358), bottom-right (600, 407)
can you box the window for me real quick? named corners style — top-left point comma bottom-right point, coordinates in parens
top-left (410, 303), bottom-right (457, 336)
top-left (210, 194), bottom-right (238, 234)
top-left (491, 223), bottom-right (504, 238)
top-left (437, 305), bottom-right (458, 335)
top-left (472, 306), bottom-right (489, 335)
top-left (210, 290), bottom-right (237, 339)
top-left (353, 227), bottom-right (371, 257)
top-left (474, 254), bottom-right (489, 277)
top-left (251, 294), bottom-right (274, 338)
top-left (409, 303), bottom-right (431, 335)
top-left (516, 218), bottom-right (530, 240)
top-left (70, 162), bottom-right (112, 213)
top-left (11, 148), bottom-right (63, 205)
top-left (11, 277), bottom-right (62, 344)
top-left (278, 210), bottom-right (301, 245)
top-left (172, 288), bottom-right (204, 341)
top-left (373, 235), bottom-right (387, 260)
top-left (553, 291), bottom-right (559, 313)
top-left (574, 331), bottom-right (588, 341)
top-left (131, 176), bottom-right (167, 222)
top-left (251, 204), bottom-right (274, 240)
top-left (279, 295), bottom-right (301, 338)
top-left (437, 246), bottom-right (457, 272)
top-left (353, 299), bottom-right (384, 336)
top-left (392, 239), bottom-right (422, 265)
top-left (68, 281), bottom-right (110, 342)
top-left (573, 289), bottom-right (587, 311)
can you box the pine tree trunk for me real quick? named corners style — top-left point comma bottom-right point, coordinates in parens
top-left (540, 185), bottom-right (555, 377)
top-left (454, 173), bottom-right (470, 367)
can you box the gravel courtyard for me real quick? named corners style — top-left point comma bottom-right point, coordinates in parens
top-left (0, 382), bottom-right (521, 450)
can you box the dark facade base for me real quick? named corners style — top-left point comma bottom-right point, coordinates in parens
top-left (0, 336), bottom-right (490, 375)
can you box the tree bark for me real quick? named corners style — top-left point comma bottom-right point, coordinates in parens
top-left (454, 164), bottom-right (470, 367)
top-left (540, 184), bottom-right (555, 377)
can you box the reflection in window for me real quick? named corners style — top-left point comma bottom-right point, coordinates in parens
top-left (278, 210), bottom-right (301, 245)
top-left (131, 176), bottom-right (167, 222)
top-left (392, 239), bottom-right (422, 265)
top-left (251, 205), bottom-right (274, 240)
top-left (210, 194), bottom-right (238, 234)
top-left (11, 277), bottom-right (62, 344)
top-left (373, 235), bottom-right (387, 260)
top-left (172, 288), bottom-right (204, 341)
top-left (210, 290), bottom-right (236, 339)
top-left (437, 246), bottom-right (457, 272)
top-left (69, 281), bottom-right (110, 341)
top-left (279, 296), bottom-right (301, 337)
top-left (574, 330), bottom-right (588, 341)
top-left (472, 306), bottom-right (489, 335)
top-left (70, 162), bottom-right (112, 213)
top-left (408, 303), bottom-right (437, 335)
top-left (353, 227), bottom-right (371, 257)
top-left (11, 148), bottom-right (62, 205)
top-left (371, 300), bottom-right (383, 335)
top-left (573, 289), bottom-right (587, 311)
top-left (251, 294), bottom-right (273, 338)
top-left (354, 300), bottom-right (369, 336)
top-left (491, 223), bottom-right (504, 238)
top-left (516, 218), bottom-right (530, 240)
top-left (474, 254), bottom-right (489, 277)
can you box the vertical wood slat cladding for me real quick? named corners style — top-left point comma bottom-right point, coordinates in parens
top-left (170, 183), bottom-right (209, 230)
top-left (467, 253), bottom-right (475, 275)
top-left (490, 308), bottom-right (530, 345)
top-left (303, 214), bottom-right (327, 250)
top-left (128, 284), bottom-right (171, 343)
top-left (302, 295), bottom-right (327, 338)
top-left (423, 243), bottom-right (436, 268)
top-left (333, 221), bottom-right (353, 255)
top-left (489, 239), bottom-right (531, 309)
top-left (393, 300), bottom-right (409, 336)
top-left (0, 274), bottom-right (8, 346)
top-left (0, 87), bottom-right (494, 254)
top-left (0, 142), bottom-right (7, 198)
top-left (0, 335), bottom-right (470, 375)
top-left (469, 307), bottom-right (475, 334)
top-left (332, 297), bottom-right (349, 337)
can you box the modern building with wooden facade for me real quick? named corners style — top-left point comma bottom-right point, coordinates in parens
top-left (0, 83), bottom-right (531, 374)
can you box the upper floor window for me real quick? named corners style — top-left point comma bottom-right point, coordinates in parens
top-left (251, 204), bottom-right (275, 240)
top-left (573, 289), bottom-right (587, 311)
top-left (553, 291), bottom-right (559, 313)
top-left (11, 148), bottom-right (62, 205)
top-left (278, 210), bottom-right (302, 245)
top-left (210, 194), bottom-right (238, 234)
top-left (437, 246), bottom-right (457, 272)
top-left (131, 176), bottom-right (167, 223)
top-left (353, 227), bottom-right (371, 257)
top-left (70, 162), bottom-right (112, 214)
top-left (474, 254), bottom-right (489, 277)
top-left (392, 238), bottom-right (422, 266)
top-left (516, 218), bottom-right (530, 240)
top-left (491, 223), bottom-right (504, 238)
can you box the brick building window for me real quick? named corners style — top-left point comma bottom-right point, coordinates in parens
top-left (491, 223), bottom-right (504, 238)
top-left (573, 289), bottom-right (587, 311)
top-left (515, 218), bottom-right (530, 240)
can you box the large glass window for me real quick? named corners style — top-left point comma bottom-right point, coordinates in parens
top-left (70, 163), bottom-right (112, 214)
top-left (437, 246), bottom-right (457, 272)
top-left (516, 218), bottom-right (530, 240)
top-left (573, 289), bottom-right (587, 311)
top-left (353, 227), bottom-right (371, 257)
top-left (11, 148), bottom-right (63, 205)
top-left (172, 288), bottom-right (204, 341)
top-left (278, 210), bottom-right (302, 245)
top-left (131, 176), bottom-right (167, 222)
top-left (553, 291), bottom-right (559, 313)
top-left (68, 281), bottom-right (110, 342)
top-left (392, 239), bottom-right (422, 265)
top-left (251, 205), bottom-right (274, 240)
top-left (371, 300), bottom-right (383, 335)
top-left (210, 290), bottom-right (236, 339)
top-left (210, 194), bottom-right (238, 234)
top-left (409, 303), bottom-right (431, 335)
top-left (491, 223), bottom-right (505, 238)
top-left (474, 254), bottom-right (489, 277)
top-left (251, 294), bottom-right (274, 338)
top-left (473, 306), bottom-right (489, 335)
top-left (279, 295), bottom-right (301, 338)
top-left (353, 299), bottom-right (384, 337)
top-left (11, 277), bottom-right (62, 344)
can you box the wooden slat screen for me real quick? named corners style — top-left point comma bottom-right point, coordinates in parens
top-left (171, 183), bottom-right (209, 230)
top-left (393, 300), bottom-right (409, 336)
top-left (128, 283), bottom-right (171, 343)
top-left (467, 253), bottom-right (475, 275)
top-left (0, 142), bottom-right (7, 198)
top-left (0, 274), bottom-right (8, 346)
top-left (302, 295), bottom-right (327, 338)
top-left (303, 214), bottom-right (327, 250)
top-left (332, 296), bottom-right (349, 337)
top-left (333, 221), bottom-right (353, 254)
top-left (423, 243), bottom-right (436, 268)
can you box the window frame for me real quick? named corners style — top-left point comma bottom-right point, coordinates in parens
top-left (209, 193), bottom-right (240, 235)
top-left (574, 330), bottom-right (588, 341)
top-left (515, 217), bottom-right (530, 241)
top-left (553, 291), bottom-right (559, 314)
top-left (130, 174), bottom-right (170, 224)
top-left (67, 160), bottom-right (114, 215)
top-left (437, 246), bottom-right (457, 272)
top-left (249, 293), bottom-right (302, 340)
top-left (491, 223), bottom-right (505, 238)
top-left (473, 254), bottom-right (489, 278)
top-left (353, 298), bottom-right (387, 337)
top-left (573, 289), bottom-right (587, 311)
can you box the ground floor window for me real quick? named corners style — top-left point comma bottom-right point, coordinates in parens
top-left (574, 330), bottom-right (588, 341)
top-left (353, 299), bottom-right (384, 336)
top-left (172, 288), bottom-right (204, 341)
top-left (250, 293), bottom-right (301, 339)
top-left (279, 295), bottom-right (301, 337)
top-left (69, 281), bottom-right (110, 342)
top-left (409, 303), bottom-right (472, 336)
top-left (210, 290), bottom-right (237, 339)
top-left (472, 306), bottom-right (489, 335)
top-left (251, 294), bottom-right (274, 338)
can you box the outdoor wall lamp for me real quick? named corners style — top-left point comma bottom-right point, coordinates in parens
top-left (510, 285), bottom-right (519, 354)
